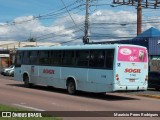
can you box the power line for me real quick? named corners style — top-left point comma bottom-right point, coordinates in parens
top-left (59, 36), bottom-right (83, 45)
top-left (60, 0), bottom-right (84, 33)
top-left (112, 0), bottom-right (160, 35)
top-left (0, 1), bottom-right (84, 27)
top-left (40, 1), bottom-right (79, 17)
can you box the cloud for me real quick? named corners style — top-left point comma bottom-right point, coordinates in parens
top-left (0, 25), bottom-right (9, 35)
top-left (0, 10), bottom-right (160, 45)
top-left (89, 10), bottom-right (137, 40)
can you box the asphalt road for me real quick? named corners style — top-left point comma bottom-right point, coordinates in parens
top-left (0, 75), bottom-right (160, 120)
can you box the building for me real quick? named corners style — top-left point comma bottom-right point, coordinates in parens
top-left (95, 27), bottom-right (160, 71)
top-left (0, 41), bottom-right (61, 49)
top-left (0, 49), bottom-right (10, 69)
top-left (0, 41), bottom-right (61, 68)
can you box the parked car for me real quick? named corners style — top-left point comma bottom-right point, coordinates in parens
top-left (148, 71), bottom-right (160, 90)
top-left (5, 69), bottom-right (14, 77)
top-left (1, 65), bottom-right (15, 76)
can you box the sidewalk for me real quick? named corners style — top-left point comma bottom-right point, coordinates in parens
top-left (137, 94), bottom-right (160, 99)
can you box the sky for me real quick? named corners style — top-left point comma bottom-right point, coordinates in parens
top-left (0, 0), bottom-right (160, 45)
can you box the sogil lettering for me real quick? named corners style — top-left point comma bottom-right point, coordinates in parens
top-left (124, 68), bottom-right (141, 73)
top-left (43, 69), bottom-right (55, 74)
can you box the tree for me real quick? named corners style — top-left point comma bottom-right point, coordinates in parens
top-left (28, 37), bottom-right (36, 42)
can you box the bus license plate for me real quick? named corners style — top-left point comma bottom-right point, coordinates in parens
top-left (129, 79), bottom-right (135, 82)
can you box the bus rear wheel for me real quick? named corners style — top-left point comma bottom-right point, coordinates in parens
top-left (23, 75), bottom-right (32, 88)
top-left (67, 80), bottom-right (76, 95)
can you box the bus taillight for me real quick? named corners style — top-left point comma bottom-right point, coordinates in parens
top-left (116, 74), bottom-right (119, 81)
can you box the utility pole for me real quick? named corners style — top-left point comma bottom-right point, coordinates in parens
top-left (83, 0), bottom-right (89, 44)
top-left (137, 0), bottom-right (142, 35)
top-left (112, 0), bottom-right (160, 35)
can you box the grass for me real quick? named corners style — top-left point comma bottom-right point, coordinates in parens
top-left (0, 104), bottom-right (25, 111)
top-left (0, 104), bottom-right (62, 120)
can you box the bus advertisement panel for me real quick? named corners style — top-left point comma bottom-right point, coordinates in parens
top-left (118, 46), bottom-right (147, 62)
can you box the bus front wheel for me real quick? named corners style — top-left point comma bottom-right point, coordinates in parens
top-left (67, 80), bottom-right (76, 95)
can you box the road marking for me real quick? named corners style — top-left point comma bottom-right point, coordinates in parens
top-left (51, 102), bottom-right (57, 105)
top-left (13, 104), bottom-right (45, 111)
top-left (20, 102), bottom-right (26, 105)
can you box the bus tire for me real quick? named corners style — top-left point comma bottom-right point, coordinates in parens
top-left (67, 79), bottom-right (76, 95)
top-left (23, 74), bottom-right (32, 88)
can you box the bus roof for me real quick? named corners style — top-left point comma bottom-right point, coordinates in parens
top-left (16, 44), bottom-right (147, 51)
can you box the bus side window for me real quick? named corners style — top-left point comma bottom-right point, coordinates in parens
top-left (89, 50), bottom-right (105, 68)
top-left (30, 51), bottom-right (39, 65)
top-left (76, 50), bottom-right (89, 67)
top-left (39, 51), bottom-right (50, 65)
top-left (50, 51), bottom-right (62, 66)
top-left (105, 49), bottom-right (114, 70)
top-left (15, 51), bottom-right (23, 67)
top-left (62, 50), bottom-right (75, 66)
top-left (22, 51), bottom-right (30, 65)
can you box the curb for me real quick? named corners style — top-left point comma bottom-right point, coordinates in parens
top-left (137, 94), bottom-right (160, 99)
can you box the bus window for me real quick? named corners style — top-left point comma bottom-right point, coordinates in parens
top-left (39, 51), bottom-right (50, 65)
top-left (76, 50), bottom-right (89, 67)
top-left (62, 50), bottom-right (75, 66)
top-left (15, 51), bottom-right (23, 66)
top-left (105, 49), bottom-right (114, 69)
top-left (89, 50), bottom-right (105, 68)
top-left (22, 51), bottom-right (30, 65)
top-left (50, 51), bottom-right (62, 66)
top-left (30, 51), bottom-right (39, 65)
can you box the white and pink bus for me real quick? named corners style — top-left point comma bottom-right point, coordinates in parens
top-left (14, 44), bottom-right (148, 94)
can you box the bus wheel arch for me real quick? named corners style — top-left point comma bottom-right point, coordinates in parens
top-left (66, 77), bottom-right (77, 95)
top-left (23, 73), bottom-right (32, 88)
